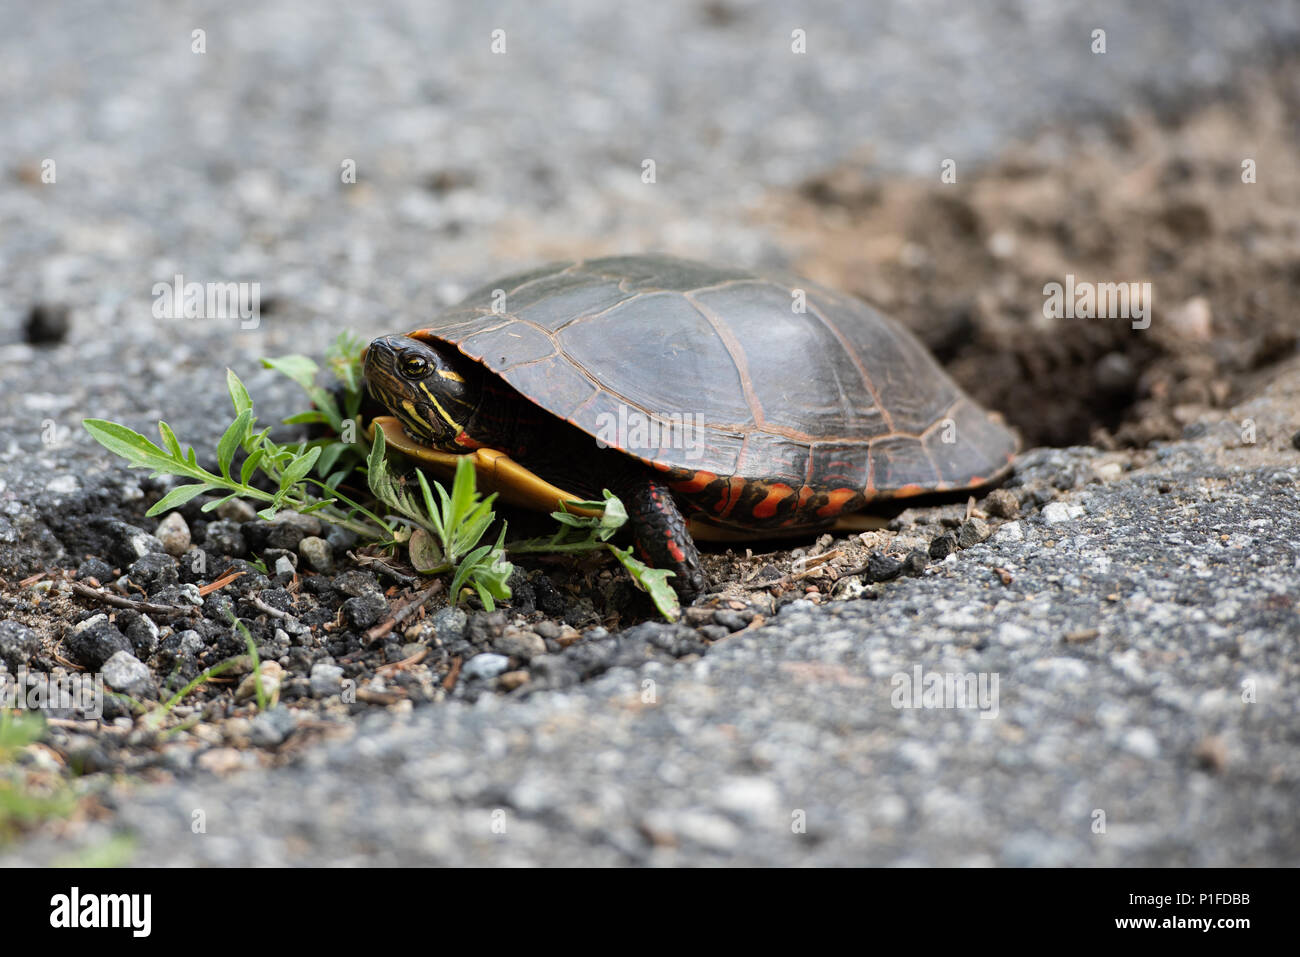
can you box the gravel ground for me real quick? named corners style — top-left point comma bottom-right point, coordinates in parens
top-left (6, 366), bottom-right (1299, 866)
top-left (2, 0), bottom-right (1299, 865)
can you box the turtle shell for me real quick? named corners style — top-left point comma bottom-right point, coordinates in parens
top-left (405, 255), bottom-right (1016, 507)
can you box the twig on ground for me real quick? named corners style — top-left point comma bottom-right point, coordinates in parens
top-left (69, 581), bottom-right (199, 619)
top-left (248, 594), bottom-right (290, 619)
top-left (742, 549), bottom-right (845, 590)
top-left (198, 568), bottom-right (245, 597)
top-left (365, 579), bottom-right (444, 643)
top-left (347, 551), bottom-right (417, 586)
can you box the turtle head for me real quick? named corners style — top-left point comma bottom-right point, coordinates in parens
top-left (363, 334), bottom-right (483, 450)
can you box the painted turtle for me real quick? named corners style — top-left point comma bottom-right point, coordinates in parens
top-left (363, 255), bottom-right (1017, 600)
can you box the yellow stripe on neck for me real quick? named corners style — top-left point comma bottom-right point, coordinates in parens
top-left (400, 400), bottom-right (434, 436)
top-left (416, 382), bottom-right (464, 433)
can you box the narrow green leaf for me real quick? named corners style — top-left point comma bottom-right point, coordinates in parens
top-left (282, 410), bottom-right (329, 425)
top-left (279, 446), bottom-right (321, 491)
top-left (145, 482), bottom-right (210, 517)
top-left (246, 426), bottom-right (273, 454)
top-left (261, 355), bottom-right (319, 392)
top-left (608, 544), bottom-right (679, 622)
top-left (201, 492), bottom-right (244, 513)
top-left (295, 498), bottom-right (336, 514)
top-left (217, 409), bottom-right (254, 480)
top-left (315, 441), bottom-right (345, 478)
top-left (416, 468), bottom-right (439, 526)
top-left (83, 419), bottom-right (178, 472)
top-left (157, 421), bottom-right (183, 459)
top-left (227, 369), bottom-right (253, 416)
top-left (240, 447), bottom-right (266, 485)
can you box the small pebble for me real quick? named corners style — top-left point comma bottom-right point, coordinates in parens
top-left (64, 615), bottom-right (132, 669)
top-left (298, 536), bottom-right (334, 573)
top-left (499, 670), bottom-right (531, 690)
top-left (993, 521), bottom-right (1024, 542)
top-left (309, 662), bottom-right (344, 697)
top-left (215, 499), bottom-right (258, 523)
top-left (342, 594), bottom-right (387, 629)
top-left (493, 627), bottom-right (547, 661)
top-left (1041, 502), bottom-right (1084, 524)
top-left (1122, 727), bottom-right (1160, 760)
top-left (462, 653), bottom-right (510, 681)
top-left (1194, 736), bottom-right (1228, 773)
top-left (101, 651), bottom-right (153, 696)
top-left (24, 303), bottom-right (71, 344)
top-left (74, 557), bottom-right (115, 582)
top-left (249, 707), bottom-right (297, 747)
top-left (154, 512), bottom-right (192, 556)
top-left (864, 553), bottom-right (903, 582)
top-left (428, 607), bottom-right (467, 643)
top-left (712, 609), bottom-right (747, 632)
top-left (929, 532), bottom-right (957, 560)
top-left (203, 520), bottom-right (247, 557)
top-left (236, 662), bottom-right (284, 702)
top-left (956, 518), bottom-right (990, 549)
top-left (0, 621), bottom-right (41, 670)
top-left (900, 548), bottom-right (928, 576)
top-left (982, 488), bottom-right (1019, 518)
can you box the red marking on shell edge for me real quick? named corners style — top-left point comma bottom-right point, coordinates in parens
top-left (671, 470), bottom-right (717, 494)
top-left (718, 476), bottom-right (747, 518)
top-left (816, 488), bottom-right (858, 518)
top-left (752, 483), bottom-right (794, 520)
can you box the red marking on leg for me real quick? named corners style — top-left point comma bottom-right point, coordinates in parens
top-left (667, 538), bottom-right (686, 563)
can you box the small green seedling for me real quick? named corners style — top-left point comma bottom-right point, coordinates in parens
top-left (508, 491), bottom-right (680, 621)
top-left (83, 336), bottom-right (677, 620)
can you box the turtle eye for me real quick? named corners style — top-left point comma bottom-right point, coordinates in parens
top-left (399, 354), bottom-right (430, 379)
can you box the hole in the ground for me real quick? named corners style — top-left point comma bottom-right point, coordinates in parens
top-left (769, 59), bottom-right (1300, 449)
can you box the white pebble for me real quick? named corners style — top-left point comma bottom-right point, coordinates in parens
top-left (1042, 502), bottom-right (1085, 524)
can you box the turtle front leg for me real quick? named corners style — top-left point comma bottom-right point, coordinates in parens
top-left (619, 476), bottom-right (708, 602)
